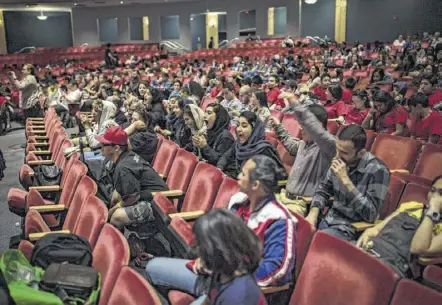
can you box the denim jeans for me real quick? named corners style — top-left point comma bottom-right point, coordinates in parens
top-left (145, 257), bottom-right (207, 305)
top-left (318, 219), bottom-right (356, 242)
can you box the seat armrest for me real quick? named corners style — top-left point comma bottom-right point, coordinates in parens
top-left (32, 142), bottom-right (49, 147)
top-left (28, 160), bottom-right (54, 166)
top-left (419, 254), bottom-right (442, 266)
top-left (278, 180), bottom-right (288, 186)
top-left (28, 230), bottom-right (71, 242)
top-left (29, 204), bottom-right (66, 213)
top-left (28, 171), bottom-right (35, 177)
top-left (152, 190), bottom-right (183, 198)
top-left (391, 169), bottom-right (409, 174)
top-left (28, 118), bottom-right (44, 121)
top-left (34, 136), bottom-right (49, 140)
top-left (29, 185), bottom-right (61, 192)
top-left (28, 150), bottom-right (51, 155)
top-left (169, 210), bottom-right (205, 221)
top-left (30, 130), bottom-right (47, 134)
top-left (261, 284), bottom-right (291, 294)
top-left (352, 220), bottom-right (382, 232)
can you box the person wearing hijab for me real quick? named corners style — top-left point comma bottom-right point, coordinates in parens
top-left (124, 104), bottom-right (159, 163)
top-left (157, 98), bottom-right (193, 148)
top-left (182, 104), bottom-right (207, 158)
top-left (217, 111), bottom-right (286, 179)
top-left (192, 103), bottom-right (234, 165)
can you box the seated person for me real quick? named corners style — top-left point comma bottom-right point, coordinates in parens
top-left (342, 77), bottom-right (356, 104)
top-left (221, 82), bottom-right (244, 125)
top-left (182, 103), bottom-right (207, 156)
top-left (74, 99), bottom-right (117, 150)
top-left (191, 103), bottom-right (234, 166)
top-left (362, 90), bottom-right (408, 136)
top-left (145, 155), bottom-right (296, 302)
top-left (53, 80), bottom-right (82, 116)
top-left (419, 74), bottom-right (442, 109)
top-left (156, 99), bottom-right (193, 148)
top-left (266, 75), bottom-right (285, 109)
top-left (369, 67), bottom-right (394, 86)
top-left (124, 104), bottom-right (159, 163)
top-left (250, 90), bottom-right (271, 128)
top-left (97, 126), bottom-right (168, 229)
top-left (305, 125), bottom-right (390, 242)
top-left (313, 73), bottom-right (331, 102)
top-left (217, 111), bottom-right (285, 179)
top-left (269, 93), bottom-right (335, 216)
top-left (357, 175), bottom-right (442, 278)
top-left (112, 96), bottom-right (127, 126)
top-left (408, 92), bottom-right (442, 144)
top-left (324, 84), bottom-right (346, 124)
top-left (345, 89), bottom-right (371, 126)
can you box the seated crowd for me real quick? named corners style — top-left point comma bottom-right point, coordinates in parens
top-left (2, 31), bottom-right (442, 304)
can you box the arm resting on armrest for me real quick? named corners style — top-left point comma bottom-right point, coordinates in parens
top-left (29, 185), bottom-right (61, 192)
top-left (261, 284), bottom-right (291, 294)
top-left (28, 160), bottom-right (54, 166)
top-left (28, 230), bottom-right (71, 242)
top-left (169, 210), bottom-right (205, 221)
top-left (152, 190), bottom-right (183, 198)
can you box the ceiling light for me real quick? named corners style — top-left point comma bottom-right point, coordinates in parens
top-left (74, 3), bottom-right (78, 5)
top-left (304, 0), bottom-right (318, 4)
top-left (37, 12), bottom-right (48, 20)
top-left (120, 1), bottom-right (124, 3)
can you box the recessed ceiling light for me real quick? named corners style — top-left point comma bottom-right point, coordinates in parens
top-left (120, 1), bottom-right (124, 3)
top-left (74, 3), bottom-right (78, 5)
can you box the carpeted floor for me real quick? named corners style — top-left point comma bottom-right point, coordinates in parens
top-left (0, 128), bottom-right (26, 254)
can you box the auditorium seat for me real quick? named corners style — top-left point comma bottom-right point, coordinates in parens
top-left (107, 266), bottom-right (162, 305)
top-left (364, 129), bottom-right (377, 151)
top-left (292, 213), bottom-right (316, 278)
top-left (155, 162), bottom-right (224, 220)
top-left (270, 109), bottom-right (284, 122)
top-left (7, 159), bottom-right (86, 220)
top-left (289, 231), bottom-right (399, 305)
top-left (390, 279), bottom-right (442, 305)
top-left (399, 182), bottom-right (430, 206)
top-left (277, 142), bottom-right (295, 173)
top-left (282, 113), bottom-right (302, 138)
top-left (265, 134), bottom-right (279, 148)
top-left (393, 143), bottom-right (442, 187)
top-left (93, 224), bottom-right (130, 305)
top-left (151, 135), bottom-right (164, 164)
top-left (327, 121), bottom-right (339, 135)
top-left (423, 265), bottom-right (442, 290)
top-left (152, 140), bottom-right (179, 179)
top-left (200, 96), bottom-right (216, 110)
top-left (370, 134), bottom-right (422, 172)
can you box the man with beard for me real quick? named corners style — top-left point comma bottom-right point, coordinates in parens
top-left (305, 124), bottom-right (390, 242)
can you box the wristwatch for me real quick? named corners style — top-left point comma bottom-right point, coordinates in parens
top-left (425, 209), bottom-right (441, 223)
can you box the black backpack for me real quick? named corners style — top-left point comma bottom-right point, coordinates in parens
top-left (0, 149), bottom-right (6, 182)
top-left (30, 234), bottom-right (93, 269)
top-left (33, 165), bottom-right (62, 188)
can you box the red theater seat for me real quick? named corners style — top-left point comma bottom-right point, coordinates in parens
top-left (282, 114), bottom-right (302, 138)
top-left (289, 231), bottom-right (399, 305)
top-left (423, 265), bottom-right (442, 289)
top-left (152, 140), bottom-right (179, 179)
top-left (399, 182), bottom-right (430, 206)
top-left (390, 279), bottom-right (442, 305)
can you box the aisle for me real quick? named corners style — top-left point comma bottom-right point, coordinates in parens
top-left (0, 129), bottom-right (26, 254)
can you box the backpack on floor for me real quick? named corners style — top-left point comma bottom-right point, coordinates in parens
top-left (31, 234), bottom-right (93, 269)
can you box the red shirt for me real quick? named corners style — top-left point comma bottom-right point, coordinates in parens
top-left (373, 105), bottom-right (408, 134)
top-left (409, 111), bottom-right (442, 143)
top-left (313, 87), bottom-right (327, 101)
top-left (345, 107), bottom-right (370, 125)
top-left (428, 91), bottom-right (442, 108)
top-left (324, 100), bottom-right (346, 119)
top-left (342, 89), bottom-right (353, 104)
top-left (266, 87), bottom-right (283, 107)
top-left (210, 87), bottom-right (222, 98)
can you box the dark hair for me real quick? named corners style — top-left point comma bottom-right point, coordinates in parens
top-left (134, 104), bottom-right (154, 129)
top-left (408, 92), bottom-right (430, 108)
top-left (183, 105), bottom-right (196, 123)
top-left (173, 80), bottom-right (182, 87)
top-left (193, 209), bottom-right (261, 278)
top-left (223, 82), bottom-right (235, 92)
top-left (285, 79), bottom-right (297, 91)
top-left (352, 89), bottom-right (370, 108)
top-left (321, 73), bottom-right (331, 81)
top-left (328, 84), bottom-right (343, 101)
top-left (371, 67), bottom-right (386, 83)
top-left (253, 90), bottom-right (268, 108)
top-left (372, 90), bottom-right (394, 111)
top-left (180, 87), bottom-right (190, 95)
top-left (307, 104), bottom-right (328, 129)
top-left (217, 76), bottom-right (226, 83)
top-left (269, 74), bottom-right (279, 82)
top-left (421, 74), bottom-right (438, 86)
top-left (251, 75), bottom-right (263, 86)
top-left (338, 124), bottom-right (367, 151)
top-left (249, 155), bottom-right (285, 193)
top-left (345, 77), bottom-right (357, 89)
top-left (431, 175), bottom-right (442, 187)
top-left (206, 103), bottom-right (221, 114)
top-left (241, 76), bottom-right (252, 86)
top-left (309, 65), bottom-right (320, 79)
top-left (188, 81), bottom-right (205, 100)
top-left (240, 111), bottom-right (258, 128)
top-left (178, 98), bottom-right (193, 111)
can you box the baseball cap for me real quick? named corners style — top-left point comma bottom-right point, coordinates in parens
top-left (95, 126), bottom-right (128, 146)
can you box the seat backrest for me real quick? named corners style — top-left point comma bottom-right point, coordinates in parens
top-left (265, 134), bottom-right (279, 148)
top-left (55, 140), bottom-right (72, 167)
top-left (151, 135), bottom-right (164, 164)
top-left (166, 149), bottom-right (199, 193)
top-left (290, 232), bottom-right (399, 305)
top-left (412, 143), bottom-right (442, 181)
top-left (181, 163), bottom-right (224, 213)
top-left (107, 266), bottom-right (162, 305)
top-left (152, 140), bottom-right (179, 178)
top-left (59, 160), bottom-right (87, 208)
top-left (390, 279), bottom-right (442, 305)
top-left (282, 114), bottom-right (302, 138)
top-left (371, 134), bottom-right (422, 172)
top-left (93, 224), bottom-right (130, 305)
top-left (62, 175), bottom-right (98, 233)
top-left (212, 177), bottom-right (240, 209)
top-left (399, 182), bottom-right (430, 206)
top-left (291, 213), bottom-right (316, 279)
top-left (73, 196), bottom-right (107, 249)
top-left (364, 129), bottom-right (377, 151)
top-left (61, 152), bottom-right (79, 187)
top-left (379, 175), bottom-right (406, 219)
top-left (270, 109), bottom-right (284, 122)
top-left (200, 96), bottom-right (216, 110)
top-left (277, 142), bottom-right (295, 173)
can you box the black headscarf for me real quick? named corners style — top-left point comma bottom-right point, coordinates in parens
top-left (207, 105), bottom-right (230, 147)
top-left (234, 116), bottom-right (284, 172)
